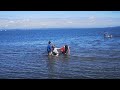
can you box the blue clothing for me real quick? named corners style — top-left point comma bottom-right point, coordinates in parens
top-left (47, 44), bottom-right (52, 52)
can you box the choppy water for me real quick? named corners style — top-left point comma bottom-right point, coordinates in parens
top-left (0, 28), bottom-right (120, 79)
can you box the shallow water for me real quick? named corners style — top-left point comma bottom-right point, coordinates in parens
top-left (0, 28), bottom-right (120, 79)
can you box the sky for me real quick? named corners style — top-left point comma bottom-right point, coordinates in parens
top-left (0, 11), bottom-right (120, 29)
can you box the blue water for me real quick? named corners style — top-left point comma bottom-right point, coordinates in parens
top-left (0, 28), bottom-right (120, 79)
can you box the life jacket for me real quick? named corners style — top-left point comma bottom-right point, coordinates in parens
top-left (60, 46), bottom-right (65, 53)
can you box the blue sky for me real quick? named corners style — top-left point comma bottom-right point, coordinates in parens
top-left (0, 11), bottom-right (120, 29)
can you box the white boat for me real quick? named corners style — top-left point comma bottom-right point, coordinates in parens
top-left (104, 33), bottom-right (112, 38)
top-left (106, 35), bottom-right (112, 38)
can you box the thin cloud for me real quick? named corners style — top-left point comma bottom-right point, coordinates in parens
top-left (0, 17), bottom-right (120, 29)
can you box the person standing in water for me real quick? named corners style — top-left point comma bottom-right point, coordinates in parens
top-left (47, 41), bottom-right (52, 56)
top-left (60, 45), bottom-right (70, 55)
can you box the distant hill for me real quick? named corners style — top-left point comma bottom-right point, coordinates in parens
top-left (0, 26), bottom-right (120, 30)
top-left (108, 26), bottom-right (120, 28)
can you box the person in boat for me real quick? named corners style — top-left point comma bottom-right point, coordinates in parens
top-left (104, 32), bottom-right (108, 37)
top-left (47, 41), bottom-right (52, 56)
top-left (60, 45), bottom-right (70, 55)
top-left (52, 45), bottom-right (60, 56)
top-left (104, 33), bottom-right (112, 38)
top-left (104, 31), bottom-right (113, 38)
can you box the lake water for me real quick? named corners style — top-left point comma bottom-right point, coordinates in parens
top-left (0, 28), bottom-right (120, 79)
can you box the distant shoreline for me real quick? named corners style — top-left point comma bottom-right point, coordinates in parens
top-left (0, 26), bottom-right (120, 31)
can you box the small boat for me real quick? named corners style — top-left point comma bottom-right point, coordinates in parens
top-left (104, 33), bottom-right (112, 38)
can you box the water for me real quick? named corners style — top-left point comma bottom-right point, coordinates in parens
top-left (0, 28), bottom-right (120, 79)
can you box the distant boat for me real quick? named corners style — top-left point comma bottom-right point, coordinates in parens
top-left (104, 32), bottom-right (112, 38)
top-left (106, 35), bottom-right (112, 38)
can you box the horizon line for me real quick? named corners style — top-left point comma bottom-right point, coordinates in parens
top-left (0, 26), bottom-right (120, 30)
